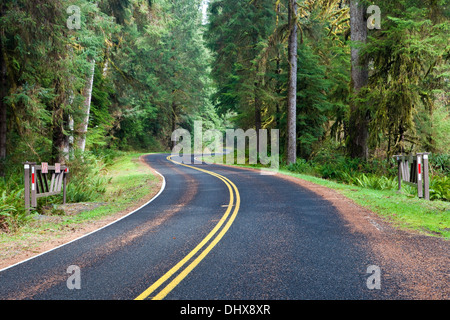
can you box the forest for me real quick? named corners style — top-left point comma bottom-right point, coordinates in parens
top-left (0, 0), bottom-right (449, 231)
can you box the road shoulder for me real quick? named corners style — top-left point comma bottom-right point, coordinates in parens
top-left (0, 153), bottom-right (163, 270)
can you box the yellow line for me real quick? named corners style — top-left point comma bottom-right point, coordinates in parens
top-left (135, 155), bottom-right (240, 300)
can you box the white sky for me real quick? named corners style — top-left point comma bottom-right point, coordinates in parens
top-left (201, 0), bottom-right (209, 24)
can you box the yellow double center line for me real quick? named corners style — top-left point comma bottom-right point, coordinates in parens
top-left (135, 155), bottom-right (240, 300)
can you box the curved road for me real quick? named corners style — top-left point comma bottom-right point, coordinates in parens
top-left (0, 153), bottom-right (435, 301)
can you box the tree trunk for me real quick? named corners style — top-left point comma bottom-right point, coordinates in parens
top-left (77, 59), bottom-right (95, 153)
top-left (254, 81), bottom-right (261, 152)
top-left (287, 0), bottom-right (298, 164)
top-left (52, 108), bottom-right (66, 164)
top-left (275, 54), bottom-right (281, 129)
top-left (0, 48), bottom-right (6, 161)
top-left (348, 0), bottom-right (369, 160)
top-left (0, 3), bottom-right (7, 175)
top-left (171, 101), bottom-right (177, 150)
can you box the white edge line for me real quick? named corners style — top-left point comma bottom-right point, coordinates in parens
top-left (0, 168), bottom-right (166, 273)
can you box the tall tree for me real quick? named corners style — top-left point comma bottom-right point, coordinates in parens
top-left (206, 0), bottom-right (276, 133)
top-left (347, 0), bottom-right (369, 160)
top-left (76, 58), bottom-right (95, 153)
top-left (0, 1), bottom-right (7, 169)
top-left (286, 0), bottom-right (298, 164)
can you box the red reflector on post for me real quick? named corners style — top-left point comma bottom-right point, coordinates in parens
top-left (32, 173), bottom-right (35, 184)
top-left (418, 164), bottom-right (421, 174)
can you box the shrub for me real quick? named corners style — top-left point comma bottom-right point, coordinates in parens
top-left (0, 188), bottom-right (33, 232)
top-left (429, 176), bottom-right (450, 201)
top-left (284, 158), bottom-right (316, 175)
top-left (352, 174), bottom-right (398, 190)
top-left (430, 153), bottom-right (450, 176)
top-left (65, 151), bottom-right (111, 203)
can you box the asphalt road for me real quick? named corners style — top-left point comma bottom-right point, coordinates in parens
top-left (0, 153), bottom-right (401, 300)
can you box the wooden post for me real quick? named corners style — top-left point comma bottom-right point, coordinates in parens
top-left (24, 162), bottom-right (69, 208)
top-left (24, 162), bottom-right (31, 212)
top-left (417, 153), bottom-right (423, 198)
top-left (423, 153), bottom-right (430, 201)
top-left (63, 168), bottom-right (67, 204)
top-left (396, 155), bottom-right (402, 191)
top-left (31, 163), bottom-right (37, 207)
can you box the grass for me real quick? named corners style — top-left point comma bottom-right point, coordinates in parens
top-left (62, 152), bottom-right (160, 223)
top-left (0, 152), bottom-right (161, 259)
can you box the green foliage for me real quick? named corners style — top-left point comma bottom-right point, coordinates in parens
top-left (362, 0), bottom-right (450, 155)
top-left (0, 188), bottom-right (32, 232)
top-left (65, 151), bottom-right (111, 203)
top-left (348, 174), bottom-right (398, 191)
top-left (429, 176), bottom-right (450, 201)
top-left (0, 0), bottom-right (448, 235)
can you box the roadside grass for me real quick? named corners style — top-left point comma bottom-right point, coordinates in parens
top-left (0, 152), bottom-right (161, 257)
top-left (62, 152), bottom-right (160, 224)
top-left (201, 154), bottom-right (450, 239)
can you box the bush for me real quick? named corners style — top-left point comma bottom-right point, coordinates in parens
top-left (430, 153), bottom-right (450, 176)
top-left (284, 158), bottom-right (316, 175)
top-left (65, 151), bottom-right (111, 203)
top-left (429, 176), bottom-right (450, 201)
top-left (0, 188), bottom-right (33, 232)
top-left (283, 150), bottom-right (448, 202)
top-left (351, 173), bottom-right (398, 190)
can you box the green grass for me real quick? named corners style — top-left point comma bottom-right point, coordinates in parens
top-left (0, 152), bottom-right (161, 254)
top-left (62, 152), bottom-right (160, 223)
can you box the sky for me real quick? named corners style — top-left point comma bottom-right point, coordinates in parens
top-left (201, 0), bottom-right (209, 24)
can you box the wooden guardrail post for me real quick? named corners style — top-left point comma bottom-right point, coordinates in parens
top-left (422, 153), bottom-right (430, 201)
top-left (417, 153), bottom-right (423, 198)
top-left (23, 162), bottom-right (34, 211)
top-left (393, 153), bottom-right (430, 200)
top-left (24, 162), bottom-right (69, 212)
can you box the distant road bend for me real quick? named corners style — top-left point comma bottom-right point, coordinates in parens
top-left (0, 153), bottom-right (448, 300)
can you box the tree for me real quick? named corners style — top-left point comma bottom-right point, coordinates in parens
top-left (362, 0), bottom-right (450, 156)
top-left (76, 58), bottom-right (95, 153)
top-left (206, 0), bottom-right (276, 137)
top-left (286, 0), bottom-right (298, 164)
top-left (347, 0), bottom-right (369, 160)
top-left (0, 1), bottom-right (7, 169)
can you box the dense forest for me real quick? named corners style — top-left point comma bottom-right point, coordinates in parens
top-left (0, 0), bottom-right (449, 229)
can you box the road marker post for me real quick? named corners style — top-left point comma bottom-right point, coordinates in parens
top-left (24, 161), bottom-right (70, 212)
top-left (393, 152), bottom-right (430, 200)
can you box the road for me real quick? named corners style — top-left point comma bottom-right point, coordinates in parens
top-left (0, 153), bottom-right (448, 301)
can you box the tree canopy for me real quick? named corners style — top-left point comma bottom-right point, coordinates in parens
top-left (0, 0), bottom-right (448, 173)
